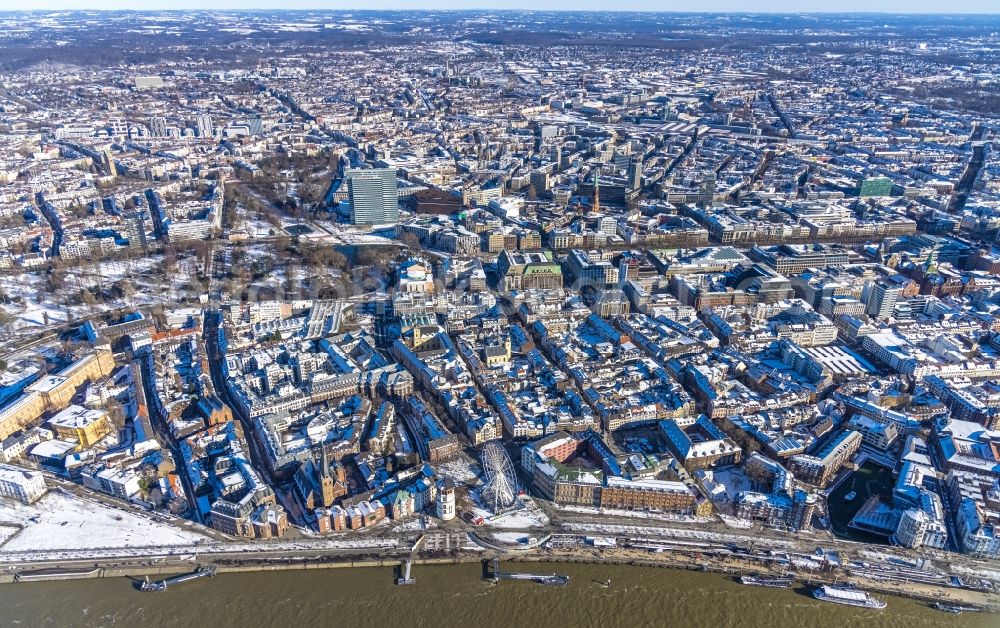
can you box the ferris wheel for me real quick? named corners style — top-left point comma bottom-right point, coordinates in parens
top-left (480, 440), bottom-right (518, 514)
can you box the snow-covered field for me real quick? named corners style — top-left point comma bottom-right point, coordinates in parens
top-left (711, 468), bottom-right (754, 501)
top-left (0, 525), bottom-right (19, 545)
top-left (13, 304), bottom-right (71, 328)
top-left (490, 531), bottom-right (536, 545)
top-left (483, 507), bottom-right (549, 530)
top-left (435, 455), bottom-right (481, 486)
top-left (0, 490), bottom-right (210, 553)
top-left (717, 513), bottom-right (754, 529)
top-left (466, 491), bottom-right (549, 529)
top-left (0, 254), bottom-right (181, 339)
top-left (391, 517), bottom-right (436, 533)
top-left (246, 218), bottom-right (277, 238)
top-left (0, 272), bottom-right (73, 334)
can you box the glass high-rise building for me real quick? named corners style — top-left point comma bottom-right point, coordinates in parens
top-left (346, 168), bottom-right (399, 225)
top-left (864, 280), bottom-right (900, 320)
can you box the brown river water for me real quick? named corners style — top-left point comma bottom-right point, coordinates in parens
top-left (0, 561), bottom-right (992, 628)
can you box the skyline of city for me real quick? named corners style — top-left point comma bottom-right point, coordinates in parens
top-left (13, 3), bottom-right (1000, 14)
top-left (0, 7), bottom-right (997, 625)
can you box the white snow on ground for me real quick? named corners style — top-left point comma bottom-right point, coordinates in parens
top-left (467, 491), bottom-right (549, 529)
top-left (858, 548), bottom-right (924, 565)
top-left (391, 518), bottom-right (437, 533)
top-left (562, 521), bottom-right (796, 548)
top-left (558, 505), bottom-right (715, 525)
top-left (0, 525), bottom-right (19, 545)
top-left (462, 541), bottom-right (488, 552)
top-left (491, 531), bottom-right (535, 544)
top-left (246, 218), bottom-right (276, 238)
top-left (485, 508), bottom-right (549, 529)
top-left (950, 563), bottom-right (1000, 581)
top-left (14, 306), bottom-right (70, 328)
top-left (0, 255), bottom-right (173, 343)
top-left (0, 490), bottom-right (210, 552)
top-left (717, 513), bottom-right (754, 529)
top-left (320, 225), bottom-right (399, 246)
top-left (435, 455), bottom-right (481, 485)
top-left (0, 273), bottom-right (78, 336)
top-left (711, 468), bottom-right (753, 501)
top-left (0, 535), bottom-right (403, 564)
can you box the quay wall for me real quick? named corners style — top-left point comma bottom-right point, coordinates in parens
top-left (1, 548), bottom-right (996, 612)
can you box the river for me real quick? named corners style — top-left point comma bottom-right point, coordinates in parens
top-left (0, 562), bottom-right (992, 628)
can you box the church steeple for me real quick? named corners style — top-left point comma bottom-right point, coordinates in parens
top-left (320, 444), bottom-right (330, 479)
top-left (923, 248), bottom-right (938, 275)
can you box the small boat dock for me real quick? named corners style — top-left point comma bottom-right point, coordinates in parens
top-left (14, 567), bottom-right (100, 582)
top-left (396, 558), bottom-right (415, 586)
top-left (487, 557), bottom-right (569, 586)
top-left (740, 573), bottom-right (794, 588)
top-left (140, 566), bottom-right (217, 592)
top-left (932, 602), bottom-right (981, 614)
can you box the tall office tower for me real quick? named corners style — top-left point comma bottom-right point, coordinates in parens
top-left (864, 280), bottom-right (901, 320)
top-left (529, 170), bottom-right (549, 192)
top-left (699, 172), bottom-right (717, 206)
top-left (196, 114), bottom-right (214, 138)
top-left (103, 148), bottom-right (117, 177)
top-left (127, 210), bottom-right (149, 249)
top-left (346, 168), bottom-right (399, 225)
top-left (593, 175), bottom-right (600, 213)
top-left (627, 157), bottom-right (642, 192)
top-left (150, 116), bottom-right (168, 138)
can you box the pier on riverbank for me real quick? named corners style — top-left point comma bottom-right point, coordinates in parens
top-left (1, 544), bottom-right (996, 613)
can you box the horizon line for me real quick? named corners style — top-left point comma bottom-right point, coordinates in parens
top-left (6, 9), bottom-right (1000, 16)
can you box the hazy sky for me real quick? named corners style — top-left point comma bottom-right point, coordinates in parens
top-left (16, 2), bottom-right (1000, 14)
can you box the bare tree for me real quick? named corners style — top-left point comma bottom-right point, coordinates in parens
top-left (401, 232), bottom-right (423, 252)
top-left (0, 310), bottom-right (16, 335)
top-left (105, 398), bottom-right (127, 433)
